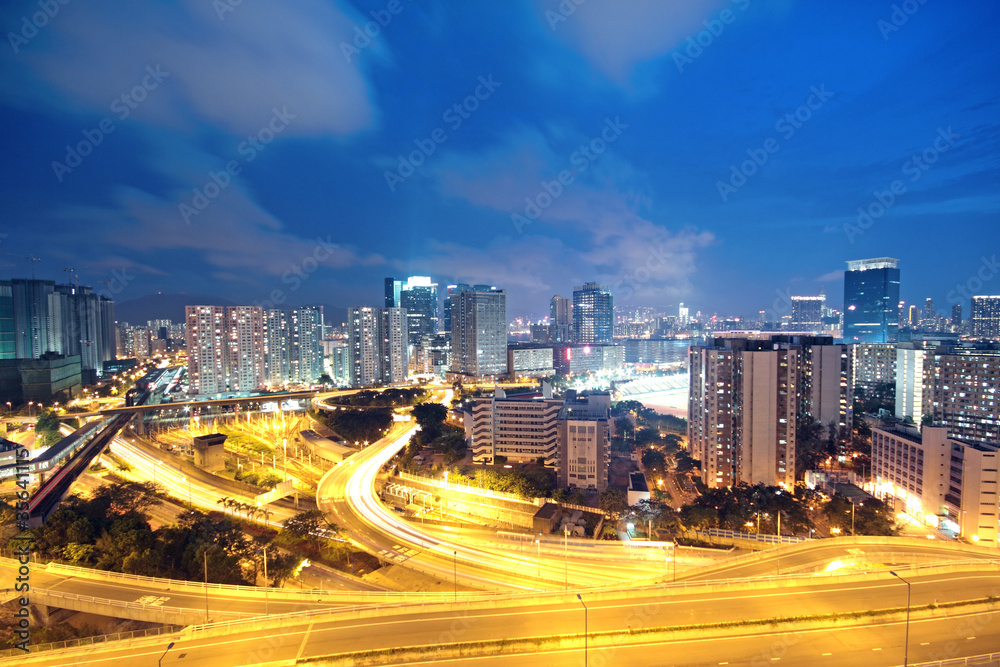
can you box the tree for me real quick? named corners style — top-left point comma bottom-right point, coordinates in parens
top-left (641, 449), bottom-right (667, 473)
top-left (614, 416), bottom-right (634, 441)
top-left (282, 510), bottom-right (326, 542)
top-left (599, 488), bottom-right (629, 519)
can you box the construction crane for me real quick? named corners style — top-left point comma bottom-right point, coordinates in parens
top-left (63, 266), bottom-right (75, 286)
top-left (99, 279), bottom-right (113, 298)
top-left (25, 255), bottom-right (41, 279)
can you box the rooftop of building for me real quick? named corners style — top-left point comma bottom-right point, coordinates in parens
top-left (558, 395), bottom-right (609, 421)
top-left (628, 471), bottom-right (649, 493)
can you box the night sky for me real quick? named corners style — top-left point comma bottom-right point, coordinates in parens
top-left (2, 0), bottom-right (998, 321)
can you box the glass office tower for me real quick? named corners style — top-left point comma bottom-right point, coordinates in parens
top-left (843, 258), bottom-right (900, 343)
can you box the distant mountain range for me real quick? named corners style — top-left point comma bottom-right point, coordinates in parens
top-left (114, 293), bottom-right (347, 327)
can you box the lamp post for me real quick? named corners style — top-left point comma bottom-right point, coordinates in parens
top-left (158, 641), bottom-right (175, 667)
top-left (453, 551), bottom-right (457, 602)
top-left (564, 524), bottom-right (569, 590)
top-left (576, 594), bottom-right (588, 666)
top-left (203, 550), bottom-right (209, 622)
top-left (536, 536), bottom-right (541, 578)
top-left (890, 571), bottom-right (911, 667)
top-left (263, 545), bottom-right (269, 615)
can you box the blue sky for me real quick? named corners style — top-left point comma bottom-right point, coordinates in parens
top-left (1, 0), bottom-right (998, 321)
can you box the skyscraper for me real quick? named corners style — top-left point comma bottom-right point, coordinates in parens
top-left (346, 306), bottom-right (408, 387)
top-left (951, 303), bottom-right (963, 328)
top-left (843, 257), bottom-right (900, 343)
top-left (572, 282), bottom-right (613, 344)
top-left (10, 278), bottom-right (54, 359)
top-left (450, 287), bottom-right (506, 378)
top-left (0, 282), bottom-right (13, 359)
top-left (442, 283), bottom-right (470, 334)
top-left (791, 295), bottom-right (825, 330)
top-left (549, 294), bottom-right (572, 342)
top-left (384, 277), bottom-right (402, 308)
top-left (971, 296), bottom-right (1000, 339)
top-left (398, 276), bottom-right (438, 346)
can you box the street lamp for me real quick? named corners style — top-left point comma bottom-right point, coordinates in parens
top-left (533, 536), bottom-right (544, 577)
top-left (564, 524), bottom-right (569, 590)
top-left (890, 571), bottom-right (911, 667)
top-left (576, 594), bottom-right (588, 666)
top-left (453, 551), bottom-right (457, 602)
top-left (158, 641), bottom-right (175, 667)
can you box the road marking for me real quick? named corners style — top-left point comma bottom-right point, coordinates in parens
top-left (297, 620), bottom-right (315, 660)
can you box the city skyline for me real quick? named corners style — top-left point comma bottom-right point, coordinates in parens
top-left (1, 1), bottom-right (998, 320)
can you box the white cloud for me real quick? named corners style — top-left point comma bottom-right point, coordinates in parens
top-left (5, 0), bottom-right (376, 137)
top-left (536, 0), bottom-right (731, 83)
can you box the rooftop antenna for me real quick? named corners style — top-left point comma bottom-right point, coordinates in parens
top-left (25, 255), bottom-right (41, 280)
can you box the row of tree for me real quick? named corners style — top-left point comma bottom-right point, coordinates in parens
top-left (8, 481), bottom-right (311, 586)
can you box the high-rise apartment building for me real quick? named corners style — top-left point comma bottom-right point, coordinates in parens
top-left (346, 306), bottom-right (408, 387)
top-left (926, 347), bottom-right (1000, 446)
top-left (852, 342), bottom-right (897, 401)
top-left (226, 306), bottom-right (266, 392)
top-left (689, 335), bottom-right (851, 489)
top-left (449, 287), bottom-right (507, 378)
top-left (185, 306), bottom-right (227, 395)
top-left (291, 306), bottom-right (324, 383)
top-left (5, 278), bottom-right (115, 373)
top-left (895, 343), bottom-right (929, 422)
top-left (264, 309), bottom-right (290, 386)
top-left (971, 296), bottom-right (1000, 339)
top-left (50, 284), bottom-right (117, 375)
top-left (843, 258), bottom-right (900, 343)
top-left (10, 278), bottom-right (54, 359)
top-left (572, 282), bottom-right (613, 344)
